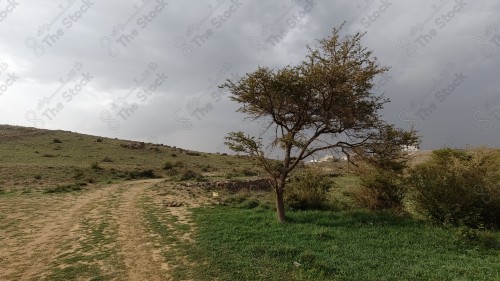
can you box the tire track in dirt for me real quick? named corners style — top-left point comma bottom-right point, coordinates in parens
top-left (0, 179), bottom-right (172, 281)
top-left (114, 179), bottom-right (172, 281)
top-left (0, 187), bottom-right (112, 280)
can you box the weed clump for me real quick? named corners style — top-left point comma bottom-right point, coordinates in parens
top-left (128, 169), bottom-right (157, 179)
top-left (179, 169), bottom-right (205, 181)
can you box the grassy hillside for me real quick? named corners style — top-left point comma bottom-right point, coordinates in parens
top-left (0, 125), bottom-right (260, 191)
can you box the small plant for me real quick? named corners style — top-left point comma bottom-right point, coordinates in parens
top-left (90, 162), bottom-right (101, 170)
top-left (45, 184), bottom-right (82, 193)
top-left (128, 169), bottom-right (157, 179)
top-left (42, 153), bottom-right (57, 158)
top-left (34, 174), bottom-right (42, 180)
top-left (241, 168), bottom-right (258, 176)
top-left (163, 161), bottom-right (174, 170)
top-left (96, 138), bottom-right (103, 142)
top-left (52, 138), bottom-right (62, 143)
top-left (171, 153), bottom-right (177, 157)
top-left (286, 170), bottom-right (332, 210)
top-left (73, 168), bottom-right (84, 180)
top-left (102, 156), bottom-right (113, 162)
top-left (179, 169), bottom-right (205, 181)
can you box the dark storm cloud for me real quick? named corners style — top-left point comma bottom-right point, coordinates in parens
top-left (0, 0), bottom-right (499, 152)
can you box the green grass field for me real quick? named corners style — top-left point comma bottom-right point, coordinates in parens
top-left (174, 205), bottom-right (500, 281)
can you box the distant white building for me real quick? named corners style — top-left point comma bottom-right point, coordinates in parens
top-left (319, 155), bottom-right (334, 162)
top-left (401, 145), bottom-right (419, 153)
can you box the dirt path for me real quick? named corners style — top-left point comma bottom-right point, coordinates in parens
top-left (0, 179), bottom-right (175, 281)
top-left (115, 180), bottom-right (171, 281)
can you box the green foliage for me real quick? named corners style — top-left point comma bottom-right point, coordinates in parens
top-left (356, 168), bottom-right (407, 211)
top-left (285, 170), bottom-right (331, 210)
top-left (127, 169), bottom-right (157, 179)
top-left (90, 161), bottom-right (101, 170)
top-left (241, 168), bottom-right (258, 176)
top-left (409, 148), bottom-right (500, 228)
top-left (163, 161), bottom-right (174, 170)
top-left (179, 169), bottom-right (205, 181)
top-left (45, 183), bottom-right (83, 193)
top-left (102, 156), bottom-right (113, 162)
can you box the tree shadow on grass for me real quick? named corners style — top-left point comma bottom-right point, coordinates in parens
top-left (286, 209), bottom-right (423, 229)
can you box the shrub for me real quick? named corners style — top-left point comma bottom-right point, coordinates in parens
top-left (285, 170), bottom-right (331, 210)
top-left (128, 169), bottom-right (157, 179)
top-left (241, 168), bottom-right (258, 176)
top-left (355, 168), bottom-right (407, 211)
top-left (179, 169), bottom-right (205, 181)
top-left (408, 148), bottom-right (500, 228)
top-left (52, 138), bottom-right (62, 143)
top-left (90, 162), bottom-right (101, 170)
top-left (163, 161), bottom-right (174, 170)
top-left (42, 153), bottom-right (57, 158)
top-left (102, 157), bottom-right (113, 162)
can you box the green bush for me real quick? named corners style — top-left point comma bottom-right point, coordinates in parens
top-left (90, 162), bottom-right (101, 170)
top-left (356, 169), bottom-right (406, 211)
top-left (128, 169), bottom-right (157, 179)
top-left (179, 169), bottom-right (205, 181)
top-left (285, 170), bottom-right (331, 210)
top-left (409, 148), bottom-right (500, 228)
top-left (163, 161), bottom-right (174, 170)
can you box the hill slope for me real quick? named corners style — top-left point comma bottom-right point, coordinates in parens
top-left (0, 125), bottom-right (258, 191)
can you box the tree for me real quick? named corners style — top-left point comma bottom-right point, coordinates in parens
top-left (222, 25), bottom-right (418, 223)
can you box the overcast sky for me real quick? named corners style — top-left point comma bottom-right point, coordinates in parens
top-left (1, 0), bottom-right (499, 153)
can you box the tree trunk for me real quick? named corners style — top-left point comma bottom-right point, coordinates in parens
top-left (275, 187), bottom-right (286, 223)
